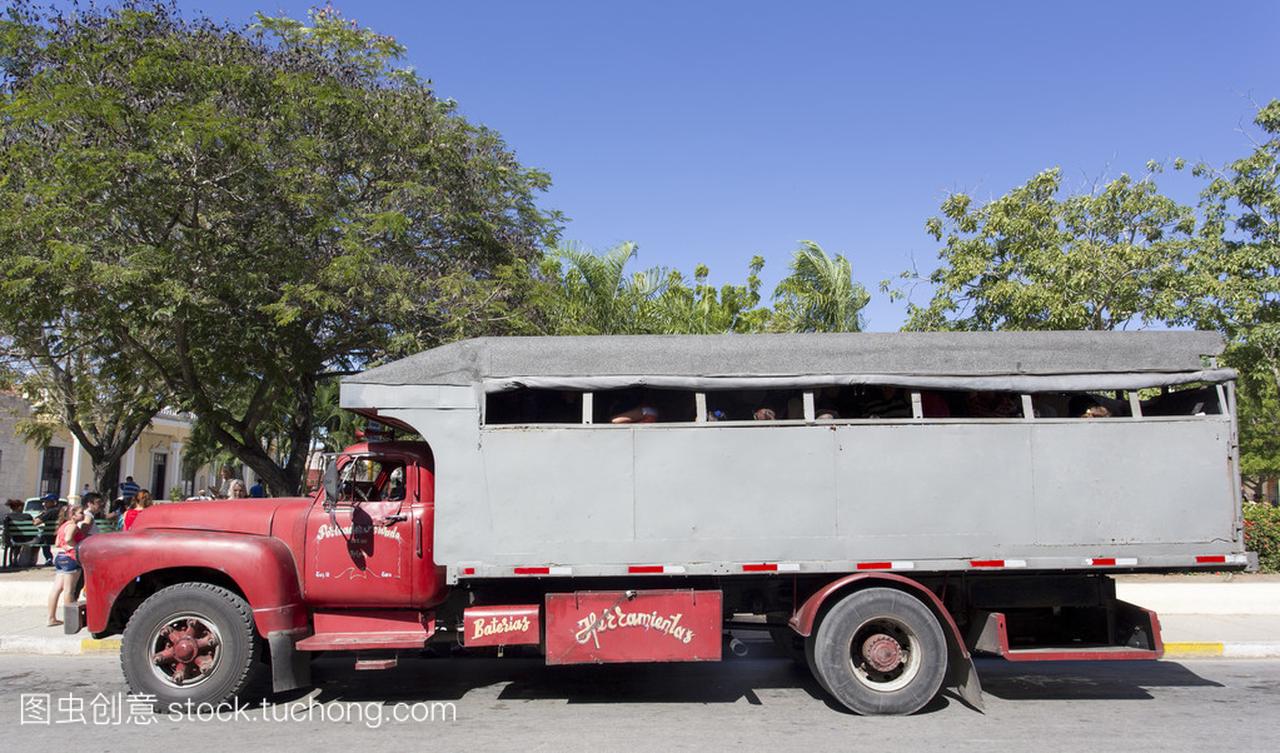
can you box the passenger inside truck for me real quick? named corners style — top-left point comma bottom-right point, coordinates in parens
top-left (595, 387), bottom-right (695, 423)
top-left (1029, 392), bottom-right (1129, 418)
top-left (704, 388), bottom-right (803, 421)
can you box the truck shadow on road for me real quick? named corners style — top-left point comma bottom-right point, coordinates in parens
top-left (299, 643), bottom-right (1224, 714)
top-left (974, 658), bottom-right (1223, 701)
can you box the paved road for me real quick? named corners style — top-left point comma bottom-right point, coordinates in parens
top-left (1, 648), bottom-right (1277, 752)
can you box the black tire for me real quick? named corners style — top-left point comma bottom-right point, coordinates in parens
top-left (810, 587), bottom-right (947, 715)
top-left (121, 583), bottom-right (268, 711)
top-left (805, 632), bottom-right (832, 695)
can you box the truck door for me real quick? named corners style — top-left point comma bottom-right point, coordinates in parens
top-left (304, 456), bottom-right (419, 607)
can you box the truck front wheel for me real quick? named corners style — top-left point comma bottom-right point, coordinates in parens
top-left (809, 587), bottom-right (947, 715)
top-left (121, 583), bottom-right (268, 711)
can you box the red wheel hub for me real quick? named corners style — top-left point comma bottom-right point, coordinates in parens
top-left (152, 619), bottom-right (219, 686)
top-left (861, 633), bottom-right (903, 672)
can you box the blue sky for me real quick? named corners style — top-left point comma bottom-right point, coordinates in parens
top-left (182, 0), bottom-right (1277, 329)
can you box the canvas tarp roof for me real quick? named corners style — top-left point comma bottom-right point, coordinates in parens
top-left (345, 332), bottom-right (1233, 393)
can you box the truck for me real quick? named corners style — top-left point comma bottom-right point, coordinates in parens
top-left (69, 331), bottom-right (1252, 715)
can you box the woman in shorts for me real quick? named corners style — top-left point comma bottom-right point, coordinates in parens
top-left (46, 503), bottom-right (90, 627)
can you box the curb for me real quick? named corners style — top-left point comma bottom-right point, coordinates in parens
top-left (1164, 641), bottom-right (1280, 659)
top-left (0, 636), bottom-right (121, 656)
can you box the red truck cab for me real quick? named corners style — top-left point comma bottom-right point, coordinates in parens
top-left (75, 441), bottom-right (444, 706)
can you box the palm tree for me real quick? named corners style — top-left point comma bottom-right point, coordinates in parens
top-left (773, 241), bottom-right (871, 332)
top-left (552, 242), bottom-right (668, 334)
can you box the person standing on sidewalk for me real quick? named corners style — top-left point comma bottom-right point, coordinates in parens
top-left (122, 489), bottom-right (153, 531)
top-left (119, 476), bottom-right (140, 503)
top-left (32, 494), bottom-right (62, 566)
top-left (46, 502), bottom-right (91, 627)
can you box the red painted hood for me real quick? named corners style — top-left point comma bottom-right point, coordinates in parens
top-left (131, 498), bottom-right (314, 537)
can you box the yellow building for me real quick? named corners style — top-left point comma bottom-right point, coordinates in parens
top-left (0, 391), bottom-right (215, 501)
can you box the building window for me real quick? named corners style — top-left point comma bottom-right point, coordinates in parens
top-left (40, 446), bottom-right (65, 497)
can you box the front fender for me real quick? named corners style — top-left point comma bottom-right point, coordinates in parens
top-left (79, 530), bottom-right (307, 637)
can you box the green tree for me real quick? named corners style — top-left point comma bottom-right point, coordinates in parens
top-left (0, 3), bottom-right (559, 494)
top-left (772, 241), bottom-right (871, 332)
top-left (1185, 99), bottom-right (1280, 480)
top-left (550, 242), bottom-right (659, 334)
top-left (894, 169), bottom-right (1196, 331)
top-left (546, 242), bottom-right (771, 335)
top-left (651, 257), bottom-right (771, 334)
top-left (0, 312), bottom-right (164, 498)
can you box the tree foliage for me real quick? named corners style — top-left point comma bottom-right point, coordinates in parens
top-left (0, 291), bottom-right (164, 496)
top-left (0, 2), bottom-right (559, 493)
top-left (543, 242), bottom-right (771, 335)
top-left (772, 241), bottom-right (870, 332)
top-left (895, 169), bottom-right (1196, 331)
top-left (1185, 99), bottom-right (1280, 477)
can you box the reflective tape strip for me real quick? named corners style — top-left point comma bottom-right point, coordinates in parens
top-left (513, 566), bottom-right (572, 576)
top-left (742, 563), bottom-right (777, 572)
top-left (970, 559), bottom-right (1026, 568)
top-left (627, 565), bottom-right (688, 574)
top-left (777, 563), bottom-right (801, 572)
top-left (461, 567), bottom-right (476, 576)
top-left (1196, 555), bottom-right (1227, 564)
top-left (856, 561), bottom-right (915, 570)
top-left (1086, 557), bottom-right (1138, 567)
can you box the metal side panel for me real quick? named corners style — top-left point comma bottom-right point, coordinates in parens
top-left (544, 590), bottom-right (722, 665)
top-left (386, 405), bottom-right (1240, 572)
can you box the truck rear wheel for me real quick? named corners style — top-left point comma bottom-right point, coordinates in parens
top-left (121, 583), bottom-right (268, 711)
top-left (810, 587), bottom-right (947, 715)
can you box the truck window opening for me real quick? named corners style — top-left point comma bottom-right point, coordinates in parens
top-left (594, 387), bottom-right (696, 424)
top-left (485, 388), bottom-right (583, 425)
top-left (913, 389), bottom-right (1023, 419)
top-left (339, 457), bottom-right (406, 502)
top-left (1031, 391), bottom-right (1132, 418)
top-left (814, 385), bottom-right (914, 419)
top-left (704, 388), bottom-right (805, 421)
top-left (1141, 383), bottom-right (1222, 416)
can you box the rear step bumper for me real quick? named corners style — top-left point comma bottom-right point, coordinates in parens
top-left (969, 602), bottom-right (1164, 661)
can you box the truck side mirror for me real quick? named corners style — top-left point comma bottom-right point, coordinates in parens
top-left (322, 457), bottom-right (339, 511)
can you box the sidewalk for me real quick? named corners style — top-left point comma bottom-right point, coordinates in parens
top-left (1, 569), bottom-right (1278, 657)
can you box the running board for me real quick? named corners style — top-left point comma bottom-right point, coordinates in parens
top-left (968, 602), bottom-right (1164, 662)
top-left (296, 609), bottom-right (434, 652)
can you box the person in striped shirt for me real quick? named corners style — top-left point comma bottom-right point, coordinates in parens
top-left (119, 476), bottom-right (140, 502)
